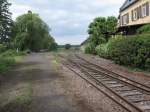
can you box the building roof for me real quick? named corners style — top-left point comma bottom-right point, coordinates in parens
top-left (120, 0), bottom-right (138, 12)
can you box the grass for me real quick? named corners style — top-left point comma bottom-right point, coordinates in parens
top-left (0, 83), bottom-right (33, 112)
top-left (51, 53), bottom-right (60, 71)
top-left (14, 56), bottom-right (23, 63)
top-left (15, 84), bottom-right (32, 106)
top-left (0, 50), bottom-right (25, 73)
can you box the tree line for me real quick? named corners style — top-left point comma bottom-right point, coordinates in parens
top-left (83, 15), bottom-right (150, 71)
top-left (0, 0), bottom-right (57, 52)
top-left (84, 16), bottom-right (117, 54)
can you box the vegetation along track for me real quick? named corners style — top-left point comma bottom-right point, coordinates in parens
top-left (59, 54), bottom-right (150, 112)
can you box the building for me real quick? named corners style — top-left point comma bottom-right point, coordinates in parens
top-left (118, 0), bottom-right (150, 34)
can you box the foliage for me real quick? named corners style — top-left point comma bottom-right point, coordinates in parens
top-left (0, 50), bottom-right (25, 73)
top-left (106, 16), bottom-right (118, 34)
top-left (0, 56), bottom-right (15, 72)
top-left (137, 24), bottom-right (150, 34)
top-left (96, 43), bottom-right (109, 58)
top-left (108, 35), bottom-right (150, 70)
top-left (84, 43), bottom-right (96, 54)
top-left (0, 0), bottom-right (12, 43)
top-left (88, 17), bottom-right (107, 37)
top-left (0, 44), bottom-right (6, 53)
top-left (48, 42), bottom-right (57, 51)
top-left (12, 11), bottom-right (57, 52)
top-left (87, 16), bottom-right (117, 45)
top-left (65, 44), bottom-right (71, 50)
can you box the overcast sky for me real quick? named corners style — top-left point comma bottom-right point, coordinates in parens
top-left (9, 0), bottom-right (124, 45)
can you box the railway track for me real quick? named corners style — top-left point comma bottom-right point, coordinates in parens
top-left (59, 54), bottom-right (150, 112)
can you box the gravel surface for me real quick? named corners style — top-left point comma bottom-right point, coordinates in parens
top-left (0, 53), bottom-right (93, 112)
top-left (1, 52), bottom-right (148, 112)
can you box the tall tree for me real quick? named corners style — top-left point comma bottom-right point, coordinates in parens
top-left (0, 0), bottom-right (12, 43)
top-left (12, 11), bottom-right (57, 51)
top-left (87, 16), bottom-right (117, 45)
top-left (106, 16), bottom-right (117, 34)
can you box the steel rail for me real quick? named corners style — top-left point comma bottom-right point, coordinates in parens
top-left (80, 63), bottom-right (150, 95)
top-left (75, 54), bottom-right (150, 92)
top-left (67, 59), bottom-right (144, 112)
top-left (61, 61), bottom-right (134, 112)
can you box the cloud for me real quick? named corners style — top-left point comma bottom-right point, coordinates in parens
top-left (9, 0), bottom-right (124, 44)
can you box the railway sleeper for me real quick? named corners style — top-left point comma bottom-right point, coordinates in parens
top-left (115, 88), bottom-right (135, 92)
top-left (117, 90), bottom-right (139, 94)
top-left (104, 81), bottom-right (118, 84)
top-left (121, 92), bottom-right (143, 97)
top-left (108, 84), bottom-right (124, 88)
top-left (138, 105), bottom-right (150, 112)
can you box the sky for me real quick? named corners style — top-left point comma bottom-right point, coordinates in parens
top-left (9, 0), bottom-right (124, 45)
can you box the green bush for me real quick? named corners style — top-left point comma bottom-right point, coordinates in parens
top-left (49, 42), bottom-right (58, 51)
top-left (65, 44), bottom-right (71, 50)
top-left (108, 34), bottom-right (150, 70)
top-left (137, 24), bottom-right (150, 34)
top-left (0, 44), bottom-right (7, 53)
top-left (0, 50), bottom-right (25, 73)
top-left (0, 56), bottom-right (15, 72)
top-left (96, 43), bottom-right (109, 58)
top-left (96, 35), bottom-right (123, 58)
top-left (84, 43), bottom-right (96, 54)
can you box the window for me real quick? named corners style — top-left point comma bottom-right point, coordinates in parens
top-left (142, 3), bottom-right (147, 17)
top-left (122, 14), bottom-right (129, 25)
top-left (132, 8), bottom-right (138, 20)
top-left (141, 2), bottom-right (149, 17)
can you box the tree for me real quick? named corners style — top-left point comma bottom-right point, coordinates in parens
top-left (65, 44), bottom-right (71, 50)
top-left (12, 11), bottom-right (57, 52)
top-left (87, 16), bottom-right (117, 45)
top-left (106, 16), bottom-right (117, 34)
top-left (0, 0), bottom-right (12, 43)
top-left (88, 17), bottom-right (106, 37)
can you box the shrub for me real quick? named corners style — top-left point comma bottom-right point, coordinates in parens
top-left (0, 50), bottom-right (25, 73)
top-left (0, 56), bottom-right (15, 72)
top-left (65, 44), bottom-right (71, 50)
top-left (137, 24), bottom-right (150, 34)
top-left (49, 42), bottom-right (57, 51)
top-left (0, 44), bottom-right (6, 53)
top-left (96, 43), bottom-right (109, 58)
top-left (108, 34), bottom-right (150, 70)
top-left (96, 35), bottom-right (123, 58)
top-left (145, 58), bottom-right (150, 70)
top-left (84, 43), bottom-right (96, 54)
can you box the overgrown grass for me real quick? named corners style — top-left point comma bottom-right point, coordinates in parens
top-left (0, 50), bottom-right (25, 73)
top-left (0, 84), bottom-right (33, 112)
top-left (15, 84), bottom-right (32, 106)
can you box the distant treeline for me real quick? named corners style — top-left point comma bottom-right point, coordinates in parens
top-left (58, 45), bottom-right (80, 48)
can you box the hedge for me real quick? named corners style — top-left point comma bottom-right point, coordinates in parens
top-left (84, 43), bottom-right (96, 54)
top-left (108, 34), bottom-right (150, 70)
top-left (137, 24), bottom-right (150, 34)
top-left (0, 44), bottom-right (7, 53)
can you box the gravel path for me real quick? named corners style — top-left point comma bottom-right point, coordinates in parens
top-left (0, 53), bottom-right (92, 112)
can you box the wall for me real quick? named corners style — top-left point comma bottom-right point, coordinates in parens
top-left (119, 0), bottom-right (150, 27)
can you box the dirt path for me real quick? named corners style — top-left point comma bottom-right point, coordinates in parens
top-left (0, 53), bottom-right (92, 112)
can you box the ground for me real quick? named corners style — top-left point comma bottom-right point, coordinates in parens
top-left (0, 52), bottom-right (149, 112)
top-left (0, 53), bottom-right (93, 112)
